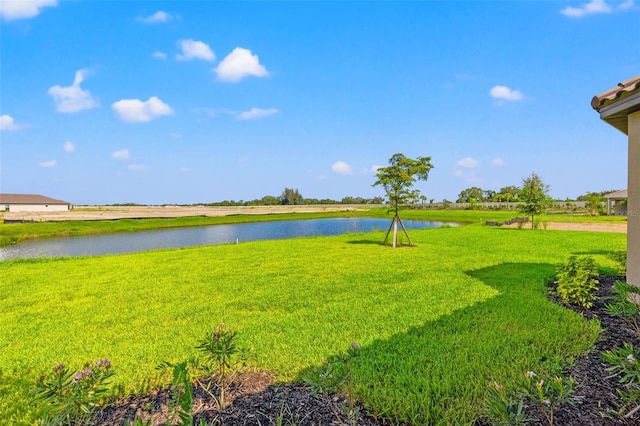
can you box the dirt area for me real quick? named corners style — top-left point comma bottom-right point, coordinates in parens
top-left (503, 221), bottom-right (627, 233)
top-left (0, 205), bottom-right (366, 222)
top-left (1, 207), bottom-right (627, 234)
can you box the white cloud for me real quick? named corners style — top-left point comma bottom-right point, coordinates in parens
top-left (153, 51), bottom-right (167, 60)
top-left (137, 10), bottom-right (171, 24)
top-left (618, 0), bottom-right (635, 10)
top-left (561, 0), bottom-right (612, 17)
top-left (371, 164), bottom-right (383, 173)
top-left (332, 161), bottom-right (353, 175)
top-left (215, 47), bottom-right (269, 83)
top-left (490, 85), bottom-right (524, 101)
top-left (128, 164), bottom-right (149, 171)
top-left (63, 141), bottom-right (75, 152)
top-left (39, 160), bottom-right (57, 168)
top-left (457, 157), bottom-right (480, 168)
top-left (48, 69), bottom-right (99, 113)
top-left (236, 108), bottom-right (278, 120)
top-left (0, 0), bottom-right (57, 20)
top-left (179, 167), bottom-right (189, 173)
top-left (0, 114), bottom-right (24, 131)
top-left (111, 149), bottom-right (130, 160)
top-left (491, 157), bottom-right (505, 166)
top-left (176, 39), bottom-right (215, 61)
top-left (453, 170), bottom-right (464, 177)
top-left (112, 96), bottom-right (174, 123)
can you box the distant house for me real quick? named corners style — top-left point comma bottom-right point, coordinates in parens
top-left (0, 194), bottom-right (71, 213)
top-left (592, 75), bottom-right (640, 286)
top-left (604, 189), bottom-right (628, 216)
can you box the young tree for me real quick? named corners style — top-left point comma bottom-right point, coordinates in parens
top-left (518, 172), bottom-right (552, 229)
top-left (372, 153), bottom-right (434, 247)
top-left (585, 193), bottom-right (604, 216)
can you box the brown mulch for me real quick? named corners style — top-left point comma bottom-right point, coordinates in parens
top-left (96, 276), bottom-right (639, 426)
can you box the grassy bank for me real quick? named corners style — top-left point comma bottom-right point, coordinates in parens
top-left (0, 210), bottom-right (370, 247)
top-left (2, 207), bottom-right (621, 248)
top-left (0, 224), bottom-right (625, 424)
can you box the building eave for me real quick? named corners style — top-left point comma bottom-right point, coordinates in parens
top-left (592, 75), bottom-right (640, 135)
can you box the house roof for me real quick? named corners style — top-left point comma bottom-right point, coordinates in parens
top-left (591, 75), bottom-right (640, 135)
top-left (0, 193), bottom-right (71, 205)
top-left (603, 189), bottom-right (628, 200)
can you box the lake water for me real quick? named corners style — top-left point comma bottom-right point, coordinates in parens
top-left (0, 217), bottom-right (458, 260)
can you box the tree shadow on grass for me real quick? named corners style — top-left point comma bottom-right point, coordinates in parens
top-left (295, 262), bottom-right (599, 425)
top-left (93, 263), bottom-right (597, 426)
top-left (347, 239), bottom-right (384, 245)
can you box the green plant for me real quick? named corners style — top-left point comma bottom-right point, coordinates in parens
top-left (196, 323), bottom-right (243, 408)
top-left (520, 371), bottom-right (579, 426)
top-left (274, 401), bottom-right (297, 426)
top-left (483, 380), bottom-right (531, 425)
top-left (605, 281), bottom-right (640, 334)
top-left (34, 359), bottom-right (113, 426)
top-left (303, 342), bottom-right (360, 396)
top-left (157, 361), bottom-right (193, 426)
top-left (602, 343), bottom-right (640, 418)
top-left (555, 256), bottom-right (599, 308)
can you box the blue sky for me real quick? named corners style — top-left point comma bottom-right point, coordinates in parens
top-left (1, 0), bottom-right (638, 205)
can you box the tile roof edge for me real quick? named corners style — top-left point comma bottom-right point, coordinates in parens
top-left (591, 75), bottom-right (640, 111)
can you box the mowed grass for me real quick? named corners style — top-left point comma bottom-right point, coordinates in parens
top-left (0, 224), bottom-right (625, 424)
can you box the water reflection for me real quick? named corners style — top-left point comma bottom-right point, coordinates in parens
top-left (0, 217), bottom-right (458, 260)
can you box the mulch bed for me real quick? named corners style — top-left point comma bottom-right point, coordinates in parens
top-left (96, 275), bottom-right (639, 425)
top-left (533, 274), bottom-right (640, 425)
top-left (94, 370), bottom-right (386, 425)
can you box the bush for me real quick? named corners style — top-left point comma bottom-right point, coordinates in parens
top-left (555, 256), bottom-right (599, 308)
top-left (34, 359), bottom-right (113, 426)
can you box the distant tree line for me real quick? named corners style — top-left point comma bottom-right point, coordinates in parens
top-left (202, 188), bottom-right (385, 207)
top-left (455, 186), bottom-right (620, 204)
top-left (107, 185), bottom-right (620, 211)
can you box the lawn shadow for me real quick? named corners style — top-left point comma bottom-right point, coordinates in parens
top-left (94, 263), bottom-right (596, 426)
top-left (294, 262), bottom-right (598, 424)
top-left (347, 239), bottom-right (384, 245)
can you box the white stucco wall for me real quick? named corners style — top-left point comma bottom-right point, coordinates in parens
top-left (7, 204), bottom-right (70, 213)
top-left (628, 111), bottom-right (640, 286)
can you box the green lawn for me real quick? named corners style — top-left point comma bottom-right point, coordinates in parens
top-left (0, 223), bottom-right (625, 425)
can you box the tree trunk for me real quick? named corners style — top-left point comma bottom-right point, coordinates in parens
top-left (383, 215), bottom-right (414, 247)
top-left (393, 217), bottom-right (398, 247)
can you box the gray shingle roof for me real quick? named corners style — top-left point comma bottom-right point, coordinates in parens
top-left (0, 193), bottom-right (71, 205)
top-left (603, 189), bottom-right (628, 200)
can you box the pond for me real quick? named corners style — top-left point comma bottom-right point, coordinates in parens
top-left (0, 217), bottom-right (459, 260)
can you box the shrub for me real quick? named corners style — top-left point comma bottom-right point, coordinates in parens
top-left (602, 343), bottom-right (640, 418)
top-left (520, 371), bottom-right (579, 426)
top-left (555, 256), bottom-right (599, 308)
top-left (34, 359), bottom-right (113, 426)
top-left (483, 371), bottom-right (579, 426)
top-left (483, 380), bottom-right (531, 425)
top-left (605, 281), bottom-right (640, 334)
